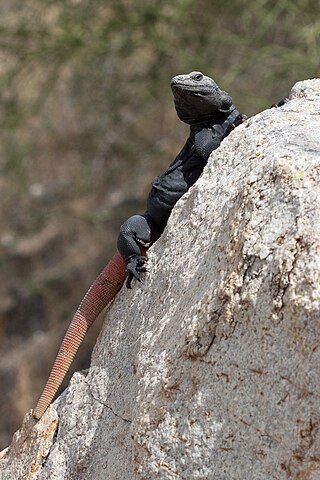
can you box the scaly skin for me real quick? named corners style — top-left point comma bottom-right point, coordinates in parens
top-left (33, 250), bottom-right (128, 420)
top-left (33, 71), bottom-right (243, 420)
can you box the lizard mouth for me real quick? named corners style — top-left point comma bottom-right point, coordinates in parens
top-left (171, 83), bottom-right (215, 95)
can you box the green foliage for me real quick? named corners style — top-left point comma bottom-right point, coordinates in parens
top-left (0, 0), bottom-right (319, 194)
top-left (1, 0), bottom-right (319, 121)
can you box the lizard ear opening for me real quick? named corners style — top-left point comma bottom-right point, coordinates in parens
top-left (213, 91), bottom-right (233, 112)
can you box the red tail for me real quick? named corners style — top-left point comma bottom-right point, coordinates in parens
top-left (33, 250), bottom-right (127, 420)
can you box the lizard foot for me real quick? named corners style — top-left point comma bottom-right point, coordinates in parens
top-left (126, 255), bottom-right (148, 288)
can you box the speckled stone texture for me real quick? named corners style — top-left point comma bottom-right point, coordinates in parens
top-left (1, 79), bottom-right (319, 480)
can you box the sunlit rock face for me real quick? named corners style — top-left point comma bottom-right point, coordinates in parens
top-left (1, 78), bottom-right (320, 480)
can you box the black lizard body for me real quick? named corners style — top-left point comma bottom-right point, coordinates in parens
top-left (117, 71), bottom-right (245, 287)
top-left (33, 72), bottom-right (244, 418)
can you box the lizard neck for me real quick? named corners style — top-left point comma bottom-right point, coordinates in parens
top-left (188, 106), bottom-right (236, 128)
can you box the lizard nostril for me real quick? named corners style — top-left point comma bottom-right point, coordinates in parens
top-left (190, 71), bottom-right (204, 81)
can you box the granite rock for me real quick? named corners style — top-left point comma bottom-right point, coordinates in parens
top-left (1, 78), bottom-right (320, 480)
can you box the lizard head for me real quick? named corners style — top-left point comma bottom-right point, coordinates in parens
top-left (171, 71), bottom-right (233, 125)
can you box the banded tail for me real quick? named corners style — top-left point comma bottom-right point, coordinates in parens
top-left (32, 250), bottom-right (127, 420)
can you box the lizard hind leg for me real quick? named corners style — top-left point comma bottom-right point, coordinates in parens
top-left (117, 215), bottom-right (151, 288)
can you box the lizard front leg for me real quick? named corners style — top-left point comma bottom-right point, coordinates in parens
top-left (194, 108), bottom-right (244, 160)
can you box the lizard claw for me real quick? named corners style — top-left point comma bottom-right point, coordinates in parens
top-left (232, 113), bottom-right (247, 128)
top-left (125, 255), bottom-right (148, 288)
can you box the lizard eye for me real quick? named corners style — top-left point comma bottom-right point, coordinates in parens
top-left (190, 71), bottom-right (204, 81)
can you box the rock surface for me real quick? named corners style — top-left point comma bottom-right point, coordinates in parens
top-left (1, 79), bottom-right (320, 480)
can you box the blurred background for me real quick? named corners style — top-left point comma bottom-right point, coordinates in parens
top-left (0, 0), bottom-right (319, 449)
